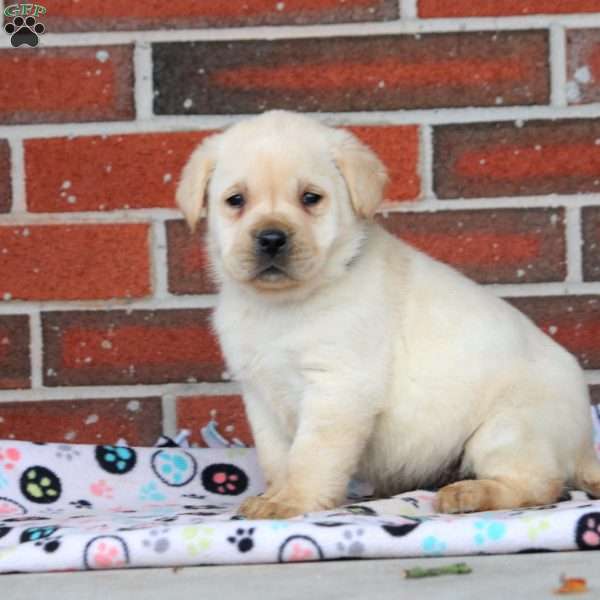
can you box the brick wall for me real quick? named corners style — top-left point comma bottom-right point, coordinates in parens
top-left (1, 0), bottom-right (600, 446)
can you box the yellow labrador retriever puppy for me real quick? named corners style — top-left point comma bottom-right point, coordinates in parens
top-left (176, 110), bottom-right (600, 519)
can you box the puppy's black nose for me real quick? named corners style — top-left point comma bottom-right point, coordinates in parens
top-left (256, 229), bottom-right (288, 257)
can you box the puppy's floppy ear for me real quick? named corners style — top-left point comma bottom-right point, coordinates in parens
top-left (330, 129), bottom-right (389, 220)
top-left (175, 135), bottom-right (219, 231)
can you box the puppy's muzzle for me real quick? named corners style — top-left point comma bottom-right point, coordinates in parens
top-left (256, 228), bottom-right (288, 258)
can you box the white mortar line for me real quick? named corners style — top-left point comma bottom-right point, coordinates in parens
top-left (565, 206), bottom-right (584, 283)
top-left (550, 24), bottom-right (568, 107)
top-left (28, 309), bottom-right (43, 389)
top-left (0, 294), bottom-right (217, 314)
top-left (419, 124), bottom-right (434, 200)
top-left (3, 12), bottom-right (600, 48)
top-left (161, 393), bottom-right (178, 437)
top-left (486, 282), bottom-right (600, 297)
top-left (0, 381), bottom-right (241, 402)
top-left (5, 104), bottom-right (600, 139)
top-left (399, 0), bottom-right (417, 19)
top-left (316, 103), bottom-right (600, 127)
top-left (0, 117), bottom-right (228, 139)
top-left (586, 371), bottom-right (600, 386)
top-left (7, 138), bottom-right (25, 213)
top-left (151, 219), bottom-right (171, 299)
top-left (0, 208), bottom-right (181, 223)
top-left (133, 40), bottom-right (154, 120)
top-left (384, 194), bottom-right (600, 211)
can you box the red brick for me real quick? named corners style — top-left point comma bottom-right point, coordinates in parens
top-left (0, 46), bottom-right (133, 125)
top-left (0, 315), bottom-right (30, 390)
top-left (25, 132), bottom-right (214, 213)
top-left (435, 120), bottom-right (600, 199)
top-left (349, 126), bottom-right (420, 201)
top-left (177, 395), bottom-right (254, 447)
top-left (0, 141), bottom-right (10, 213)
top-left (508, 296), bottom-right (600, 369)
top-left (419, 0), bottom-right (600, 17)
top-left (379, 208), bottom-right (566, 284)
top-left (25, 126), bottom-right (416, 214)
top-left (42, 309), bottom-right (225, 386)
top-left (583, 206), bottom-right (600, 281)
top-left (166, 220), bottom-right (215, 296)
top-left (0, 397), bottom-right (161, 445)
top-left (0, 224), bottom-right (150, 301)
top-left (37, 0), bottom-right (398, 31)
top-left (567, 30), bottom-right (600, 105)
top-left (153, 32), bottom-right (549, 114)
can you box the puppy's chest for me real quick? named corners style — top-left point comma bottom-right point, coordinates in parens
top-left (217, 311), bottom-right (308, 424)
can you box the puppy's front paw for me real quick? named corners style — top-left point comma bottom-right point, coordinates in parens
top-left (435, 481), bottom-right (491, 513)
top-left (238, 494), bottom-right (305, 519)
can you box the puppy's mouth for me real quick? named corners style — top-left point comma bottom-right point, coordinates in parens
top-left (255, 263), bottom-right (289, 281)
top-left (247, 259), bottom-right (302, 290)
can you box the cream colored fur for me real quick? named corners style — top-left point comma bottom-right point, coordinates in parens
top-left (176, 110), bottom-right (600, 518)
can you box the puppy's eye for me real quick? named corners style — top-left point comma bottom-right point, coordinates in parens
top-left (225, 194), bottom-right (245, 208)
top-left (301, 192), bottom-right (322, 207)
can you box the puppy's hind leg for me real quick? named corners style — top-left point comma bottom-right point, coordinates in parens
top-left (435, 476), bottom-right (563, 513)
top-left (435, 415), bottom-right (564, 513)
top-left (575, 446), bottom-right (600, 499)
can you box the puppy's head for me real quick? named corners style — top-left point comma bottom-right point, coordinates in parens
top-left (176, 111), bottom-right (388, 295)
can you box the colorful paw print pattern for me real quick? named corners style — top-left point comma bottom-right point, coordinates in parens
top-left (278, 535), bottom-right (324, 562)
top-left (142, 528), bottom-right (170, 554)
top-left (0, 448), bottom-right (21, 489)
top-left (20, 526), bottom-right (62, 553)
top-left (139, 481), bottom-right (167, 502)
top-left (151, 450), bottom-right (197, 487)
top-left (0, 447), bottom-right (21, 472)
top-left (20, 525), bottom-right (58, 543)
top-left (228, 527), bottom-right (255, 553)
top-left (575, 512), bottom-right (600, 550)
top-left (422, 535), bottom-right (447, 555)
top-left (19, 466), bottom-right (61, 504)
top-left (90, 480), bottom-right (114, 499)
top-left (35, 537), bottom-right (61, 554)
top-left (201, 464), bottom-right (248, 496)
top-left (336, 528), bottom-right (366, 557)
top-left (0, 496), bottom-right (26, 515)
top-left (473, 519), bottom-right (507, 546)
top-left (182, 525), bottom-right (215, 557)
top-left (1, 439), bottom-right (600, 574)
top-left (95, 446), bottom-right (137, 475)
top-left (84, 536), bottom-right (130, 569)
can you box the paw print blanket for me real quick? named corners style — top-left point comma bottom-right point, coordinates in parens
top-left (1, 407), bottom-right (600, 574)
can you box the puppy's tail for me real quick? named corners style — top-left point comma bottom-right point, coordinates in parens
top-left (575, 447), bottom-right (600, 498)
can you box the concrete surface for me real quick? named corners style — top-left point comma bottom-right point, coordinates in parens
top-left (4, 551), bottom-right (600, 600)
